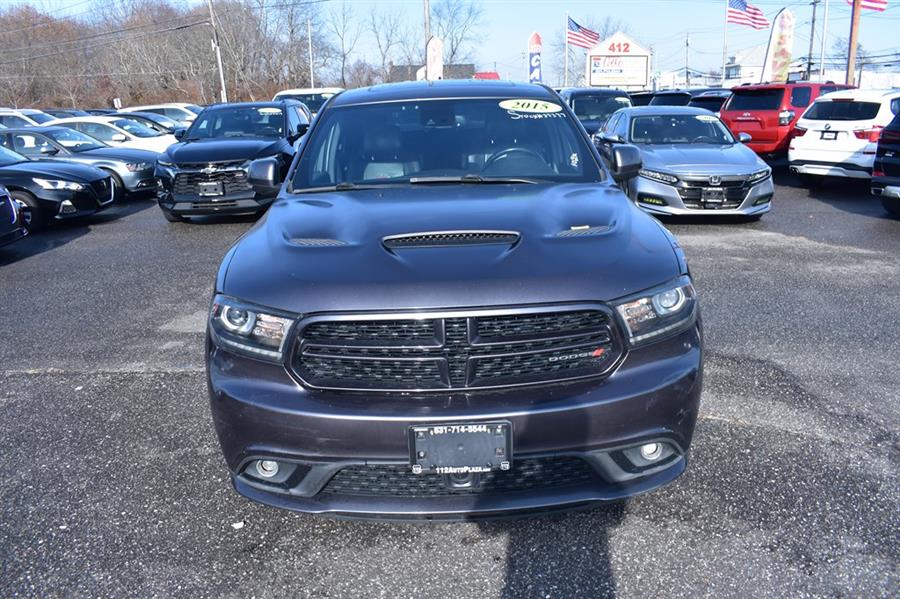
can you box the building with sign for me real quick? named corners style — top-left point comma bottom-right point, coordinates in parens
top-left (586, 33), bottom-right (651, 91)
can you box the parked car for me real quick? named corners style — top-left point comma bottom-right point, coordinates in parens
top-left (45, 116), bottom-right (176, 153)
top-left (0, 144), bottom-right (114, 230)
top-left (0, 109), bottom-right (40, 128)
top-left (597, 106), bottom-right (772, 218)
top-left (872, 112), bottom-right (900, 216)
top-left (0, 184), bottom-right (28, 247)
top-left (788, 89), bottom-right (900, 185)
top-left (42, 109), bottom-right (91, 119)
top-left (17, 109), bottom-right (55, 125)
top-left (556, 87), bottom-right (632, 133)
top-left (629, 91), bottom-right (655, 106)
top-left (113, 110), bottom-right (180, 134)
top-left (1, 126), bottom-right (157, 201)
top-left (83, 109), bottom-right (115, 116)
top-left (650, 89), bottom-right (728, 107)
top-left (207, 80), bottom-right (703, 519)
top-left (119, 103), bottom-right (202, 127)
top-left (272, 87), bottom-right (343, 116)
top-left (155, 100), bottom-right (309, 222)
top-left (720, 82), bottom-right (852, 157)
top-left (687, 90), bottom-right (732, 113)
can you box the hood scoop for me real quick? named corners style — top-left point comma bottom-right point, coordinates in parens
top-left (287, 237), bottom-right (348, 247)
top-left (556, 224), bottom-right (613, 238)
top-left (382, 230), bottom-right (520, 249)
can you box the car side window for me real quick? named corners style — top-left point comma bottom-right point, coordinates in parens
top-left (791, 87), bottom-right (812, 107)
top-left (613, 115), bottom-right (629, 140)
top-left (890, 98), bottom-right (900, 115)
top-left (10, 133), bottom-right (52, 156)
top-left (80, 122), bottom-right (117, 142)
top-left (286, 107), bottom-right (302, 136)
top-left (601, 113), bottom-right (619, 136)
top-left (163, 108), bottom-right (187, 119)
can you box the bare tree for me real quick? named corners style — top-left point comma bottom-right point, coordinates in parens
top-left (327, 1), bottom-right (361, 88)
top-left (431, 0), bottom-right (482, 65)
top-left (367, 6), bottom-right (402, 82)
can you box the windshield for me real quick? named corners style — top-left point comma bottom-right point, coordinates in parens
top-left (650, 93), bottom-right (692, 107)
top-left (275, 93), bottom-right (335, 113)
top-left (688, 97), bottom-right (727, 112)
top-left (46, 128), bottom-right (105, 152)
top-left (803, 100), bottom-right (881, 121)
top-left (26, 112), bottom-right (54, 124)
top-left (186, 106), bottom-right (284, 139)
top-left (726, 89), bottom-right (784, 111)
top-left (571, 94), bottom-right (632, 123)
top-left (112, 118), bottom-right (161, 138)
top-left (292, 97), bottom-right (601, 191)
top-left (630, 114), bottom-right (736, 145)
top-left (185, 104), bottom-right (203, 115)
top-left (0, 145), bottom-right (27, 166)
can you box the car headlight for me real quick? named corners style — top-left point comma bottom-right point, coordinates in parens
top-left (638, 169), bottom-right (679, 184)
top-left (126, 161), bottom-right (152, 172)
top-left (156, 159), bottom-right (174, 168)
top-left (747, 168), bottom-right (771, 183)
top-left (613, 277), bottom-right (697, 346)
top-left (33, 178), bottom-right (83, 191)
top-left (209, 295), bottom-right (295, 361)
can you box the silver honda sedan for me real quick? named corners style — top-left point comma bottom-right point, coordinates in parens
top-left (597, 106), bottom-right (773, 218)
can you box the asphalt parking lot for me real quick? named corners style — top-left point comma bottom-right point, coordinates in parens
top-left (1, 172), bottom-right (898, 598)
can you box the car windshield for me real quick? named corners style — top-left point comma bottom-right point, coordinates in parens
top-left (26, 112), bottom-right (54, 124)
top-left (571, 94), bottom-right (632, 123)
top-left (0, 145), bottom-right (27, 166)
top-left (803, 100), bottom-right (881, 121)
top-left (630, 114), bottom-right (736, 145)
top-left (726, 89), bottom-right (784, 111)
top-left (291, 97), bottom-right (601, 191)
top-left (276, 93), bottom-right (335, 113)
top-left (112, 118), bottom-right (161, 138)
top-left (185, 104), bottom-right (204, 114)
top-left (688, 97), bottom-right (727, 112)
top-left (650, 94), bottom-right (692, 106)
top-left (185, 106), bottom-right (284, 139)
top-left (46, 128), bottom-right (105, 152)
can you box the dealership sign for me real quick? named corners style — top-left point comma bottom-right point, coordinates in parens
top-left (528, 32), bottom-right (543, 84)
top-left (586, 33), bottom-right (651, 89)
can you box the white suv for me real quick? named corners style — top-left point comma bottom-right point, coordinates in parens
top-left (789, 89), bottom-right (900, 183)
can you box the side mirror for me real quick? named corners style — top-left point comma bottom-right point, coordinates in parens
top-left (289, 123), bottom-right (309, 143)
top-left (247, 158), bottom-right (280, 195)
top-left (610, 144), bottom-right (642, 183)
top-left (39, 146), bottom-right (59, 155)
top-left (174, 128), bottom-right (187, 140)
top-left (738, 132), bottom-right (752, 143)
top-left (581, 119), bottom-right (602, 136)
top-left (111, 133), bottom-right (127, 142)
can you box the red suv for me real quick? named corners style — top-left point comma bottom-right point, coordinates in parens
top-left (720, 82), bottom-right (853, 157)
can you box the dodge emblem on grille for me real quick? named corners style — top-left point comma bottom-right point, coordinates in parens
top-left (547, 348), bottom-right (606, 362)
top-left (708, 175), bottom-right (721, 186)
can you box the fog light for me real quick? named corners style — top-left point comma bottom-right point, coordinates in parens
top-left (255, 460), bottom-right (279, 478)
top-left (639, 443), bottom-right (662, 461)
top-left (59, 200), bottom-right (77, 215)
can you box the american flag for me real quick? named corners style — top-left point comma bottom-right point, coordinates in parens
top-left (845, 0), bottom-right (888, 11)
top-left (567, 17), bottom-right (600, 50)
top-left (727, 0), bottom-right (770, 30)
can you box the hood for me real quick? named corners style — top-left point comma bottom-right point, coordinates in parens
top-left (0, 160), bottom-right (106, 182)
top-left (639, 143), bottom-right (764, 175)
top-left (222, 183), bottom-right (681, 314)
top-left (164, 138), bottom-right (284, 163)
top-left (80, 147), bottom-right (159, 162)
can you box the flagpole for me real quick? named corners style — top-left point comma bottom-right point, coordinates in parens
top-left (819, 0), bottom-right (829, 79)
top-left (721, 0), bottom-right (729, 86)
top-left (564, 12), bottom-right (569, 86)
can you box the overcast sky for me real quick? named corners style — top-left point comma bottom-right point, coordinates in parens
top-left (29, 0), bottom-right (900, 85)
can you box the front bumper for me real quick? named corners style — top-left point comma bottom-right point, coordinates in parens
top-left (156, 165), bottom-right (275, 216)
top-left (40, 178), bottom-right (114, 221)
top-left (0, 224), bottom-right (27, 247)
top-left (632, 175), bottom-right (774, 217)
top-left (120, 167), bottom-right (157, 193)
top-left (207, 325), bottom-right (703, 519)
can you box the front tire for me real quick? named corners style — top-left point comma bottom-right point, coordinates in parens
top-left (160, 208), bottom-right (184, 223)
top-left (10, 190), bottom-right (46, 231)
top-left (883, 196), bottom-right (900, 217)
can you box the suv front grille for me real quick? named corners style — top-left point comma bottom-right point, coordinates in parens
top-left (292, 307), bottom-right (621, 392)
top-left (321, 457), bottom-right (600, 497)
top-left (172, 160), bottom-right (253, 197)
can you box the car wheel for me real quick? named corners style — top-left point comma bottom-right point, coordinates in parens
top-left (9, 190), bottom-right (46, 231)
top-left (883, 196), bottom-right (900, 217)
top-left (102, 170), bottom-right (125, 202)
top-left (160, 208), bottom-right (185, 223)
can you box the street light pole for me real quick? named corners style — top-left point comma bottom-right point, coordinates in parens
top-left (307, 18), bottom-right (315, 88)
top-left (206, 0), bottom-right (227, 103)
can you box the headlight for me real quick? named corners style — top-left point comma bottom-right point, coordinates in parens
top-left (125, 162), bottom-right (152, 172)
top-left (613, 277), bottom-right (697, 346)
top-left (33, 178), bottom-right (83, 191)
top-left (747, 168), bottom-right (771, 183)
top-left (209, 295), bottom-right (295, 361)
top-left (156, 159), bottom-right (174, 168)
top-left (638, 169), bottom-right (678, 184)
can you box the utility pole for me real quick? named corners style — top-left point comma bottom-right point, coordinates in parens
top-left (806, 0), bottom-right (819, 80)
top-left (206, 0), bottom-right (227, 103)
top-left (845, 0), bottom-right (862, 86)
top-left (819, 0), bottom-right (830, 79)
top-left (307, 18), bottom-right (315, 88)
top-left (423, 0), bottom-right (431, 78)
top-left (685, 33), bottom-right (690, 88)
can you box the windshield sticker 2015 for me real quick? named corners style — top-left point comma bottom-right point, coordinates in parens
top-left (500, 99), bottom-right (565, 120)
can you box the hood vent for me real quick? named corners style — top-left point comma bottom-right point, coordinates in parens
top-left (383, 230), bottom-right (520, 249)
top-left (288, 238), bottom-right (347, 247)
top-left (556, 225), bottom-right (612, 238)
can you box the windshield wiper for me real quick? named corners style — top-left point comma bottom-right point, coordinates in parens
top-left (293, 182), bottom-right (404, 194)
top-left (408, 174), bottom-right (544, 185)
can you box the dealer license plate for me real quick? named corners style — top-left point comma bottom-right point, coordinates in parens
top-left (197, 181), bottom-right (224, 197)
top-left (701, 188), bottom-right (725, 203)
top-left (409, 421), bottom-right (512, 474)
top-left (820, 131), bottom-right (838, 141)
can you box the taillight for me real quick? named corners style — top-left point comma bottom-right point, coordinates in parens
top-left (778, 109), bottom-right (795, 126)
top-left (853, 126), bottom-right (883, 142)
top-left (873, 170), bottom-right (885, 178)
top-left (793, 126), bottom-right (807, 137)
